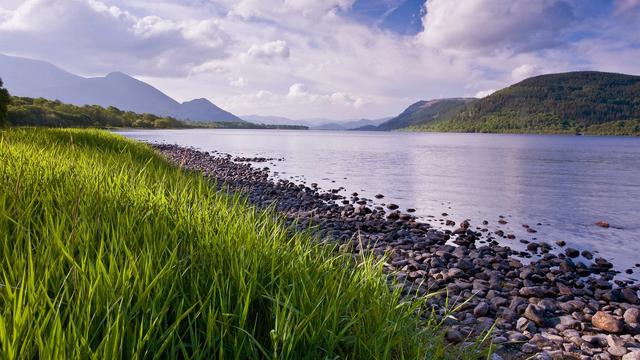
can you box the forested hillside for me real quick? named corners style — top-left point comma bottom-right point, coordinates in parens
top-left (408, 71), bottom-right (640, 135)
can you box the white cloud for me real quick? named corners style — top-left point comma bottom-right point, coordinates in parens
top-left (0, 0), bottom-right (231, 76)
top-left (247, 40), bottom-right (290, 60)
top-left (230, 0), bottom-right (355, 20)
top-left (418, 0), bottom-right (575, 54)
top-left (230, 77), bottom-right (248, 88)
top-left (511, 64), bottom-right (545, 82)
top-left (474, 89), bottom-right (497, 98)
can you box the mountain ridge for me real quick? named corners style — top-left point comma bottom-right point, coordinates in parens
top-left (0, 54), bottom-right (242, 122)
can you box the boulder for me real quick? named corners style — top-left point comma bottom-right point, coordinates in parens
top-left (592, 311), bottom-right (624, 333)
top-left (624, 308), bottom-right (640, 325)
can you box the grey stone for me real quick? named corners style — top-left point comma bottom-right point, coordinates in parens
top-left (624, 308), bottom-right (640, 325)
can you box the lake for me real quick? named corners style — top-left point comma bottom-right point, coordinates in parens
top-left (118, 129), bottom-right (640, 275)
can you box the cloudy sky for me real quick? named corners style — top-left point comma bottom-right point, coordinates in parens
top-left (1, 0), bottom-right (639, 120)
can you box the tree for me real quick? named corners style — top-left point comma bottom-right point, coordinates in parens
top-left (0, 78), bottom-right (10, 127)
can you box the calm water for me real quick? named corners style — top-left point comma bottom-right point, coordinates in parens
top-left (118, 129), bottom-right (640, 274)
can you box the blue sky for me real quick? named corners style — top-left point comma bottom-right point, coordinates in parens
top-left (346, 0), bottom-right (426, 35)
top-left (0, 0), bottom-right (639, 119)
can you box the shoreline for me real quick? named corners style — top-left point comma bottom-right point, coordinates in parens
top-left (153, 142), bottom-right (640, 359)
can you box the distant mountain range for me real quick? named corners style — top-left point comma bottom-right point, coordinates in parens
top-left (357, 98), bottom-right (475, 131)
top-left (403, 71), bottom-right (640, 135)
top-left (0, 54), bottom-right (242, 122)
top-left (3, 54), bottom-right (638, 135)
top-left (241, 114), bottom-right (390, 130)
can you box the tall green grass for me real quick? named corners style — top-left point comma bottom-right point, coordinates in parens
top-left (0, 128), bottom-right (477, 359)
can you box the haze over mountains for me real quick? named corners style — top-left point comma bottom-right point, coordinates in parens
top-left (0, 54), bottom-right (241, 122)
top-left (241, 115), bottom-right (390, 130)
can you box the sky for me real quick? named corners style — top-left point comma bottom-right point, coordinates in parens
top-left (0, 0), bottom-right (639, 120)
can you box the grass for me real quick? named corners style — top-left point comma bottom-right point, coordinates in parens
top-left (0, 128), bottom-right (483, 359)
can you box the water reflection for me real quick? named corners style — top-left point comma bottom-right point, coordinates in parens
top-left (117, 129), bottom-right (640, 274)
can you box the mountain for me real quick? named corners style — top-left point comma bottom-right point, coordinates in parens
top-left (360, 98), bottom-right (474, 131)
top-left (410, 71), bottom-right (640, 135)
top-left (179, 98), bottom-right (239, 122)
top-left (0, 54), bottom-right (241, 122)
top-left (241, 114), bottom-right (390, 130)
top-left (311, 117), bottom-right (391, 130)
top-left (241, 114), bottom-right (304, 126)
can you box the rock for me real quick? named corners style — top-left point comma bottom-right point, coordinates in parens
top-left (445, 328), bottom-right (463, 343)
top-left (624, 308), bottom-right (640, 325)
top-left (606, 335), bottom-right (628, 356)
top-left (387, 203), bottom-right (399, 210)
top-left (520, 286), bottom-right (555, 298)
top-left (608, 346), bottom-right (628, 357)
top-left (524, 304), bottom-right (546, 326)
top-left (473, 302), bottom-right (489, 317)
top-left (595, 220), bottom-right (610, 228)
top-left (374, 194), bottom-right (384, 199)
top-left (555, 240), bottom-right (566, 247)
top-left (447, 267), bottom-right (465, 279)
top-left (622, 289), bottom-right (639, 305)
top-left (622, 352), bottom-right (640, 360)
top-left (386, 212), bottom-right (399, 220)
top-left (565, 248), bottom-right (580, 258)
top-left (559, 258), bottom-right (576, 273)
top-left (592, 311), bottom-right (624, 333)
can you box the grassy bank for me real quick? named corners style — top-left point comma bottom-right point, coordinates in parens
top-left (0, 128), bottom-right (478, 359)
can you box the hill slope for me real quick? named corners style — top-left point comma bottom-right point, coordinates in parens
top-left (409, 71), bottom-right (640, 135)
top-left (364, 98), bottom-right (473, 131)
top-left (0, 54), bottom-right (241, 122)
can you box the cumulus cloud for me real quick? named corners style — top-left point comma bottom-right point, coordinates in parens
top-left (0, 0), bottom-right (231, 76)
top-left (247, 40), bottom-right (290, 60)
top-left (418, 0), bottom-right (576, 54)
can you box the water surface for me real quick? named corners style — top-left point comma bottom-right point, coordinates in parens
top-left (118, 129), bottom-right (640, 275)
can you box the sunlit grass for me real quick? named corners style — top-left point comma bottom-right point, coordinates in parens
top-left (0, 128), bottom-right (480, 359)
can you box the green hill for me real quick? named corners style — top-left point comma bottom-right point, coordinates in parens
top-left (4, 96), bottom-right (307, 130)
top-left (407, 71), bottom-right (640, 135)
top-left (363, 98), bottom-right (473, 131)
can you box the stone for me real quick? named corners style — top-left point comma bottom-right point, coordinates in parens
top-left (622, 289), bottom-right (639, 304)
top-left (592, 311), bottom-right (624, 333)
top-left (525, 304), bottom-right (546, 326)
top-left (595, 220), bottom-right (610, 228)
top-left (474, 302), bottom-right (489, 317)
top-left (608, 346), bottom-right (628, 357)
top-left (565, 248), bottom-right (580, 258)
top-left (516, 317), bottom-right (530, 331)
top-left (624, 308), bottom-right (640, 325)
top-left (445, 328), bottom-right (463, 343)
top-left (622, 352), bottom-right (640, 360)
top-left (447, 267), bottom-right (465, 279)
top-left (520, 286), bottom-right (554, 298)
